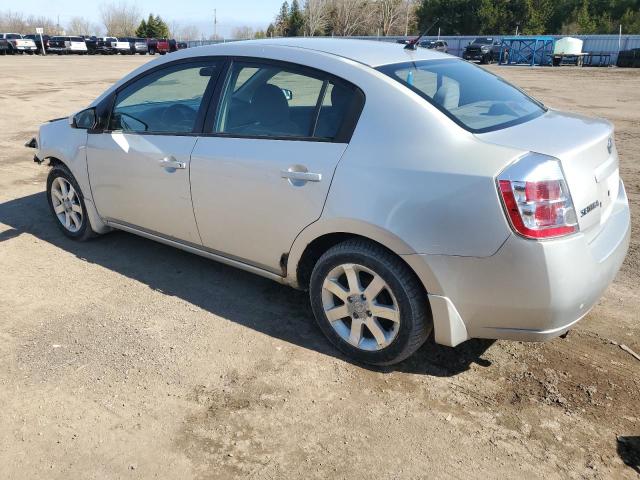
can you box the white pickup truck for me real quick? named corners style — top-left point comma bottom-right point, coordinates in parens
top-left (96, 37), bottom-right (130, 54)
top-left (49, 36), bottom-right (88, 54)
top-left (0, 33), bottom-right (37, 54)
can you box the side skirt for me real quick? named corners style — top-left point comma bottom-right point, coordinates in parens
top-left (106, 221), bottom-right (287, 285)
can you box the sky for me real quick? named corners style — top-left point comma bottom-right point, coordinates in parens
top-left (10, 0), bottom-right (285, 38)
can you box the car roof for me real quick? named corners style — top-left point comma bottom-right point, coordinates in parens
top-left (191, 38), bottom-right (451, 68)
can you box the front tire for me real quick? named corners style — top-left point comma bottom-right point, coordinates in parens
top-left (309, 239), bottom-right (431, 366)
top-left (46, 165), bottom-right (97, 241)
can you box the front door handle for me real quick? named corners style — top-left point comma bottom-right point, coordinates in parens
top-left (159, 157), bottom-right (186, 170)
top-left (280, 170), bottom-right (322, 183)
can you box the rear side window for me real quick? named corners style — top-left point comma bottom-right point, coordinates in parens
top-left (110, 61), bottom-right (221, 134)
top-left (214, 61), bottom-right (362, 141)
top-left (378, 59), bottom-right (545, 133)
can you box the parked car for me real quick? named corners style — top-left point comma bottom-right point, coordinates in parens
top-left (0, 37), bottom-right (9, 55)
top-left (28, 39), bottom-right (630, 365)
top-left (49, 36), bottom-right (88, 55)
top-left (24, 34), bottom-right (51, 53)
top-left (176, 41), bottom-right (188, 50)
top-left (463, 37), bottom-right (505, 64)
top-left (147, 38), bottom-right (170, 55)
top-left (96, 37), bottom-right (115, 54)
top-left (0, 33), bottom-right (37, 54)
top-left (82, 36), bottom-right (98, 55)
top-left (112, 37), bottom-right (132, 54)
top-left (123, 37), bottom-right (148, 54)
top-left (419, 40), bottom-right (448, 53)
top-left (95, 37), bottom-right (129, 54)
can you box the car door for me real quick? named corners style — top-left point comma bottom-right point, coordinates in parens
top-left (87, 59), bottom-right (223, 244)
top-left (190, 60), bottom-right (364, 273)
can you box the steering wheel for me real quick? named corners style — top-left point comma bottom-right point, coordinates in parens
top-left (160, 104), bottom-right (196, 131)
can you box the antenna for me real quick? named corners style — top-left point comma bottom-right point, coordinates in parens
top-left (404, 17), bottom-right (440, 50)
top-left (214, 9), bottom-right (217, 39)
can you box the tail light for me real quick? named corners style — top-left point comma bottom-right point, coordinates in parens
top-left (497, 153), bottom-right (578, 239)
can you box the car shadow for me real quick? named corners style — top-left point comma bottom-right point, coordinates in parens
top-left (618, 436), bottom-right (640, 474)
top-left (0, 191), bottom-right (494, 376)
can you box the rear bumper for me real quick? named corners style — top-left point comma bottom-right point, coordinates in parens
top-left (415, 180), bottom-right (630, 346)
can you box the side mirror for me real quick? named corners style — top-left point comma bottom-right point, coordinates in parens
top-left (70, 107), bottom-right (97, 130)
top-left (282, 88), bottom-right (293, 101)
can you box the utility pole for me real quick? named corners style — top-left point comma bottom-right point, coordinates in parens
top-left (214, 9), bottom-right (217, 40)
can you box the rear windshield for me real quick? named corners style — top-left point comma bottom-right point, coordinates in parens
top-left (378, 59), bottom-right (545, 133)
top-left (7, 34), bottom-right (21, 39)
top-left (71, 37), bottom-right (84, 42)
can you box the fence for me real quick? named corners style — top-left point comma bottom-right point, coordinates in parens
top-left (188, 34), bottom-right (640, 63)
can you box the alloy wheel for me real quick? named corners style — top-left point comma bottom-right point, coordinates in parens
top-left (50, 177), bottom-right (83, 233)
top-left (321, 263), bottom-right (400, 351)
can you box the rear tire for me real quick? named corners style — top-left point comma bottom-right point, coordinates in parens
top-left (46, 164), bottom-right (97, 241)
top-left (309, 239), bottom-right (431, 366)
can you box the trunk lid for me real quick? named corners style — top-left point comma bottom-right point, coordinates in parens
top-left (477, 109), bottom-right (619, 243)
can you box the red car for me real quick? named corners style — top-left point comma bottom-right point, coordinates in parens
top-left (147, 38), bottom-right (170, 55)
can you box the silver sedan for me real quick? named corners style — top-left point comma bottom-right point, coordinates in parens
top-left (31, 38), bottom-right (630, 365)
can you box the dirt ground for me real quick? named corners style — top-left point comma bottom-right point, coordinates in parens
top-left (0, 55), bottom-right (638, 479)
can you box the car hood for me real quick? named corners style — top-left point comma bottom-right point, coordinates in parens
top-left (476, 109), bottom-right (619, 242)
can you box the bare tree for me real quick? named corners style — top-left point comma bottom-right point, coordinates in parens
top-left (402, 0), bottom-right (419, 36)
top-left (304, 0), bottom-right (330, 36)
top-left (376, 0), bottom-right (405, 35)
top-left (331, 0), bottom-right (375, 36)
top-left (231, 25), bottom-right (255, 39)
top-left (99, 1), bottom-right (141, 37)
top-left (0, 11), bottom-right (63, 34)
top-left (177, 24), bottom-right (201, 41)
top-left (0, 11), bottom-right (27, 32)
top-left (67, 16), bottom-right (93, 35)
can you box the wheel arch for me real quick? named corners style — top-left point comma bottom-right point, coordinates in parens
top-left (41, 155), bottom-right (111, 235)
top-left (286, 219), bottom-right (442, 295)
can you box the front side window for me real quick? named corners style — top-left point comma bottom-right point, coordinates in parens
top-left (214, 62), bottom-right (360, 140)
top-left (378, 59), bottom-right (545, 132)
top-left (110, 61), bottom-right (220, 133)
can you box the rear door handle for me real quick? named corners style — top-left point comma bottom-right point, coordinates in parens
top-left (159, 157), bottom-right (186, 170)
top-left (280, 170), bottom-right (322, 182)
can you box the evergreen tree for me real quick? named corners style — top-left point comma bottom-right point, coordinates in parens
top-left (576, 0), bottom-right (597, 33)
top-left (276, 1), bottom-right (291, 36)
top-left (523, 0), bottom-right (554, 34)
top-left (136, 14), bottom-right (170, 38)
top-left (135, 18), bottom-right (148, 37)
top-left (289, 0), bottom-right (304, 36)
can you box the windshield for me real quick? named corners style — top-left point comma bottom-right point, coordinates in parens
top-left (473, 38), bottom-right (494, 44)
top-left (378, 59), bottom-right (545, 133)
top-left (7, 34), bottom-right (21, 39)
